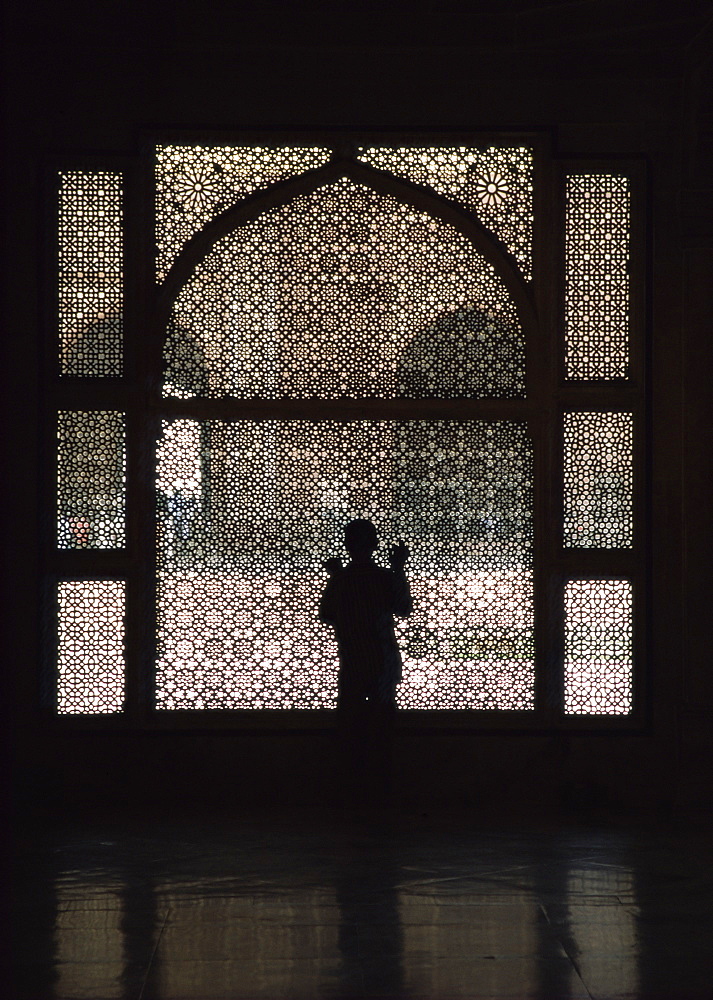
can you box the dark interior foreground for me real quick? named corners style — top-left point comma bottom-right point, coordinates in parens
top-left (4, 1), bottom-right (713, 997)
top-left (11, 805), bottom-right (713, 1000)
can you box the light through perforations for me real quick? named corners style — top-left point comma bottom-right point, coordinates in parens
top-left (57, 581), bottom-right (125, 714)
top-left (358, 147), bottom-right (534, 279)
top-left (164, 178), bottom-right (525, 400)
top-left (564, 580), bottom-right (632, 715)
top-left (565, 174), bottom-right (630, 379)
top-left (155, 145), bottom-right (332, 281)
top-left (474, 170), bottom-right (509, 207)
top-left (57, 411), bottom-right (126, 549)
top-left (155, 419), bottom-right (534, 711)
top-left (58, 172), bottom-right (123, 376)
top-left (564, 412), bottom-right (633, 549)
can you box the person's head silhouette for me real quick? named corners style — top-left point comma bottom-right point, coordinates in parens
top-left (344, 518), bottom-right (378, 557)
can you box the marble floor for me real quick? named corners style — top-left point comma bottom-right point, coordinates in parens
top-left (10, 805), bottom-right (713, 999)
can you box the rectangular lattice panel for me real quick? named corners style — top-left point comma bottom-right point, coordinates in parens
top-left (57, 411), bottom-right (126, 549)
top-left (155, 419), bottom-right (535, 711)
top-left (564, 580), bottom-right (632, 715)
top-left (57, 580), bottom-right (125, 714)
top-left (58, 172), bottom-right (123, 376)
top-left (564, 174), bottom-right (630, 379)
top-left (563, 411), bottom-right (633, 549)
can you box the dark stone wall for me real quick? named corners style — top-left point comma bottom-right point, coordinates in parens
top-left (4, 1), bottom-right (712, 813)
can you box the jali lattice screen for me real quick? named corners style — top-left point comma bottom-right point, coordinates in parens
top-left (57, 411), bottom-right (126, 549)
top-left (564, 174), bottom-right (630, 379)
top-left (57, 580), bottom-right (125, 714)
top-left (155, 419), bottom-right (534, 711)
top-left (58, 171), bottom-right (123, 376)
top-left (563, 411), bottom-right (633, 548)
top-left (358, 146), bottom-right (534, 280)
top-left (155, 145), bottom-right (332, 281)
top-left (164, 178), bottom-right (525, 400)
top-left (564, 580), bottom-right (632, 715)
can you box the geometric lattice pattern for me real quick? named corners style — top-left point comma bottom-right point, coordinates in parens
top-left (57, 580), bottom-right (125, 714)
top-left (57, 411), bottom-right (125, 549)
top-left (164, 178), bottom-right (525, 400)
top-left (155, 145), bottom-right (332, 282)
top-left (563, 412), bottom-right (633, 548)
top-left (565, 174), bottom-right (630, 379)
top-left (155, 419), bottom-right (534, 710)
top-left (358, 146), bottom-right (534, 280)
top-left (58, 172), bottom-right (123, 376)
top-left (564, 580), bottom-right (633, 715)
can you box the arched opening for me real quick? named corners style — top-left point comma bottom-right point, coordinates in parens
top-left (47, 142), bottom-right (640, 726)
top-left (161, 176), bottom-right (528, 401)
top-left (154, 176), bottom-right (535, 712)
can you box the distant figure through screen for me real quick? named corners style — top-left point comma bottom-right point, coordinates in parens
top-left (319, 519), bottom-right (412, 805)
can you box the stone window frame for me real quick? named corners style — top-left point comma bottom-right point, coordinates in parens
top-left (41, 134), bottom-right (647, 732)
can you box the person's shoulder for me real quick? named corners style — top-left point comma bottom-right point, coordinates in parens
top-left (344, 561), bottom-right (390, 579)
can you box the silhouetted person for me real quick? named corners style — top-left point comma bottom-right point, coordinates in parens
top-left (319, 519), bottom-right (412, 807)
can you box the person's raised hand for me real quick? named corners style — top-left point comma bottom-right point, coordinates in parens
top-left (389, 540), bottom-right (409, 570)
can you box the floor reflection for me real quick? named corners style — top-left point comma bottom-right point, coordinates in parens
top-left (12, 811), bottom-right (713, 999)
top-left (54, 885), bottom-right (125, 999)
top-left (565, 861), bottom-right (639, 998)
top-left (152, 888), bottom-right (342, 999)
top-left (335, 855), bottom-right (404, 996)
top-left (540, 858), bottom-right (640, 999)
top-left (49, 851), bottom-right (162, 1000)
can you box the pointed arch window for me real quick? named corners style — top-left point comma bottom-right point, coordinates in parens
top-left (45, 138), bottom-right (645, 727)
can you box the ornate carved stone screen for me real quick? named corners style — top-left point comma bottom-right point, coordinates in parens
top-left (562, 171), bottom-right (636, 715)
top-left (157, 148), bottom-right (535, 711)
top-left (357, 146), bottom-right (533, 279)
top-left (156, 419), bottom-right (534, 710)
top-left (563, 580), bottom-right (633, 715)
top-left (564, 174), bottom-right (630, 379)
top-left (58, 171), bottom-right (123, 376)
top-left (57, 581), bottom-right (125, 714)
top-left (50, 143), bottom-right (642, 721)
top-left (563, 412), bottom-right (633, 550)
top-left (57, 410), bottom-right (126, 549)
top-left (163, 179), bottom-right (526, 400)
